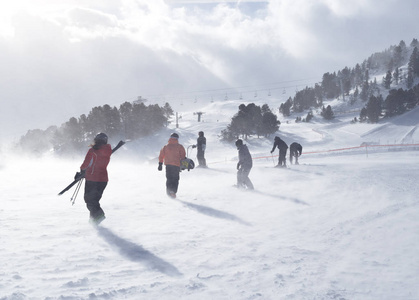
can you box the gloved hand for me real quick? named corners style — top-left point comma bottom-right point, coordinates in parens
top-left (74, 170), bottom-right (85, 181)
top-left (192, 145), bottom-right (197, 148)
top-left (158, 162), bottom-right (163, 171)
top-left (237, 162), bottom-right (240, 170)
top-left (270, 150), bottom-right (274, 154)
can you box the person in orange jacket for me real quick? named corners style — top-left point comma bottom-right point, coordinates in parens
top-left (77, 133), bottom-right (112, 225)
top-left (158, 133), bottom-right (186, 198)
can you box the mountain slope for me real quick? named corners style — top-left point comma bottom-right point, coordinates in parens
top-left (1, 98), bottom-right (419, 300)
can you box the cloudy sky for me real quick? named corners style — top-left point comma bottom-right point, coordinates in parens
top-left (0, 0), bottom-right (418, 141)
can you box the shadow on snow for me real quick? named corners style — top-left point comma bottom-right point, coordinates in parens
top-left (96, 226), bottom-right (182, 277)
top-left (177, 199), bottom-right (251, 226)
top-left (251, 190), bottom-right (309, 206)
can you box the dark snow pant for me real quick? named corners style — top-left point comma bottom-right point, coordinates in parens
top-left (197, 150), bottom-right (206, 166)
top-left (278, 150), bottom-right (287, 167)
top-left (165, 165), bottom-right (180, 195)
top-left (237, 166), bottom-right (254, 190)
top-left (84, 180), bottom-right (107, 219)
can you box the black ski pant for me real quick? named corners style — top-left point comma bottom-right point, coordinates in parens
top-left (278, 150), bottom-right (287, 166)
top-left (165, 165), bottom-right (180, 194)
top-left (84, 180), bottom-right (107, 219)
top-left (237, 166), bottom-right (254, 190)
top-left (197, 150), bottom-right (206, 166)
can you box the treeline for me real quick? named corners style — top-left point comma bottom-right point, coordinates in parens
top-left (356, 41), bottom-right (419, 123)
top-left (358, 83), bottom-right (419, 123)
top-left (278, 39), bottom-right (419, 123)
top-left (221, 103), bottom-right (280, 141)
top-left (18, 101), bottom-right (174, 155)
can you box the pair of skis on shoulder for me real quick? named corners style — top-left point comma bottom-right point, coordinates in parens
top-left (58, 140), bottom-right (126, 196)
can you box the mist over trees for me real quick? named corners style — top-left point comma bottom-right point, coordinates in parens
top-left (18, 101), bottom-right (174, 155)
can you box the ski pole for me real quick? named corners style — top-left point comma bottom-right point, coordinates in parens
top-left (188, 144), bottom-right (196, 157)
top-left (70, 178), bottom-right (83, 205)
top-left (271, 153), bottom-right (276, 166)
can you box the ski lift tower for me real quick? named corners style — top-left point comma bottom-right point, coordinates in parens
top-left (194, 111), bottom-right (205, 122)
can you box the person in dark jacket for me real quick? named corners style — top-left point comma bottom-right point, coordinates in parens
top-left (158, 133), bottom-right (186, 198)
top-left (270, 136), bottom-right (288, 168)
top-left (289, 142), bottom-right (303, 165)
top-left (235, 139), bottom-right (254, 190)
top-left (195, 131), bottom-right (207, 167)
top-left (78, 133), bottom-right (112, 225)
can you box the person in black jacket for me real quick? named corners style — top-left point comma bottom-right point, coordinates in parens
top-left (270, 136), bottom-right (288, 168)
top-left (235, 139), bottom-right (254, 189)
top-left (195, 131), bottom-right (207, 167)
top-left (289, 142), bottom-right (303, 165)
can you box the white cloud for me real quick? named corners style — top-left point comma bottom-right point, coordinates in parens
top-left (0, 0), bottom-right (418, 141)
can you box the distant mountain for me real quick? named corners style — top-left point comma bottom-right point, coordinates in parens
top-left (13, 38), bottom-right (419, 156)
top-left (279, 38), bottom-right (419, 124)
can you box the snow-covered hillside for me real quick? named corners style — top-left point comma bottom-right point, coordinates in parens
top-left (1, 98), bottom-right (419, 300)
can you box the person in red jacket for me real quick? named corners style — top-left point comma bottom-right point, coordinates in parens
top-left (78, 133), bottom-right (112, 225)
top-left (158, 133), bottom-right (186, 198)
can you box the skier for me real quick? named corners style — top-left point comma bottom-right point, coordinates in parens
top-left (194, 131), bottom-right (207, 167)
top-left (270, 136), bottom-right (288, 168)
top-left (289, 142), bottom-right (303, 165)
top-left (158, 133), bottom-right (186, 198)
top-left (235, 139), bottom-right (254, 190)
top-left (77, 133), bottom-right (112, 225)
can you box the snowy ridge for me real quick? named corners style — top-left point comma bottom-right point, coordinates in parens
top-left (1, 98), bottom-right (419, 300)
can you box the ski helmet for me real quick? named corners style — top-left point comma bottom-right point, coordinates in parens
top-left (198, 131), bottom-right (204, 137)
top-left (171, 133), bottom-right (179, 139)
top-left (235, 139), bottom-right (243, 148)
top-left (94, 132), bottom-right (108, 144)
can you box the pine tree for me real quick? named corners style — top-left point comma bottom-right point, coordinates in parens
top-left (321, 105), bottom-right (334, 120)
top-left (354, 86), bottom-right (359, 100)
top-left (305, 110), bottom-right (314, 122)
top-left (407, 47), bottom-right (418, 89)
top-left (119, 101), bottom-right (134, 139)
top-left (360, 79), bottom-right (369, 101)
top-left (321, 72), bottom-right (340, 99)
top-left (261, 111), bottom-right (280, 137)
top-left (279, 98), bottom-right (292, 117)
top-left (359, 107), bottom-right (367, 122)
top-left (261, 104), bottom-right (271, 114)
top-left (222, 103), bottom-right (277, 140)
top-left (62, 117), bottom-right (84, 150)
top-left (103, 104), bottom-right (122, 138)
top-left (366, 95), bottom-right (382, 123)
top-left (392, 68), bottom-right (400, 85)
top-left (391, 40), bottom-right (407, 68)
top-left (383, 70), bottom-right (392, 89)
top-left (353, 63), bottom-right (363, 87)
top-left (162, 102), bottom-right (174, 127)
top-left (384, 88), bottom-right (406, 117)
top-left (407, 67), bottom-right (414, 89)
top-left (412, 47), bottom-right (419, 76)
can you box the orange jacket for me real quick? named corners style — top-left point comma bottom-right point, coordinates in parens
top-left (159, 138), bottom-right (186, 167)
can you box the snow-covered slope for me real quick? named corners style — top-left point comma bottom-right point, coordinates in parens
top-left (1, 98), bottom-right (419, 300)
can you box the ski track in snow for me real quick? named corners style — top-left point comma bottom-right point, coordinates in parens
top-left (1, 102), bottom-right (419, 300)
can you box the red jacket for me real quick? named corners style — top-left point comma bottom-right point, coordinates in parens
top-left (159, 138), bottom-right (186, 167)
top-left (80, 144), bottom-right (112, 182)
